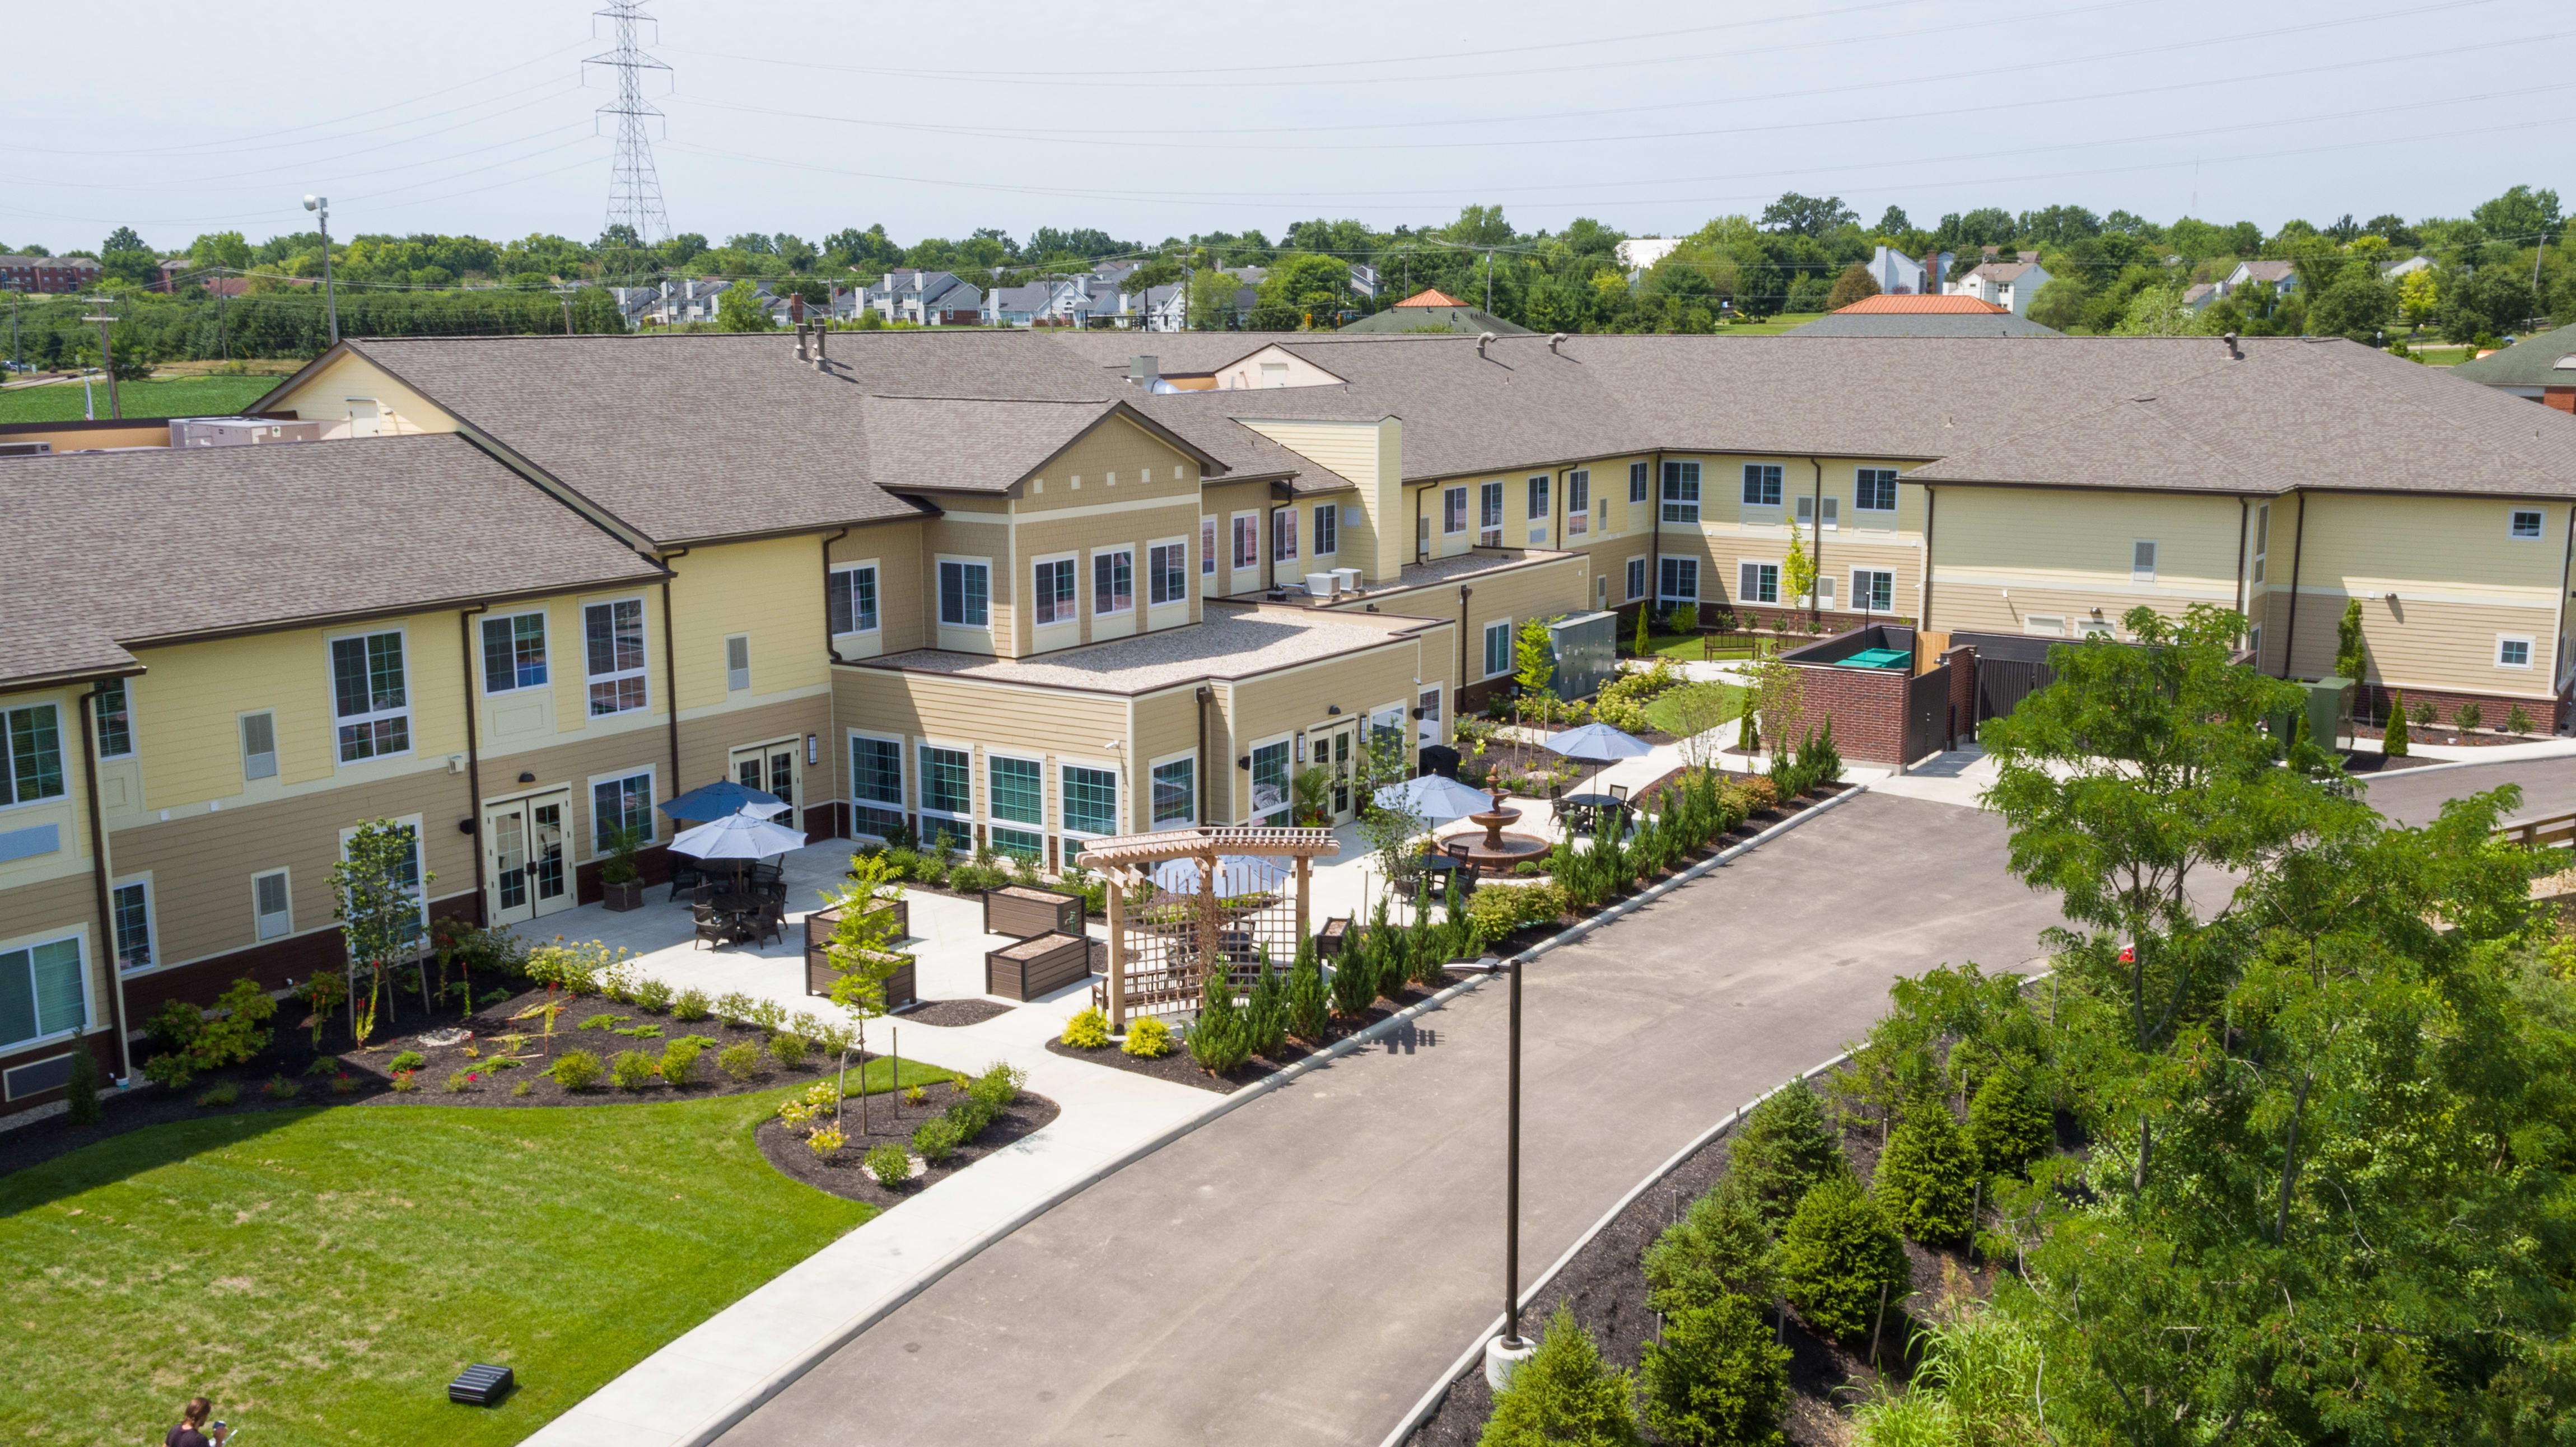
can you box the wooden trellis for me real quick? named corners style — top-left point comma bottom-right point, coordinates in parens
top-left (1076, 825), bottom-right (1340, 1029)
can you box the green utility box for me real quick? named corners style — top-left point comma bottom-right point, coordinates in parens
top-left (2274, 676), bottom-right (2355, 753)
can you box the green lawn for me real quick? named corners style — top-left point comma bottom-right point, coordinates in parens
top-left (0, 1062), bottom-right (950, 1447)
top-left (1642, 681), bottom-right (1744, 737)
top-left (1635, 632), bottom-right (1766, 662)
top-left (0, 375), bottom-right (281, 423)
top-left (1715, 312), bottom-right (1826, 335)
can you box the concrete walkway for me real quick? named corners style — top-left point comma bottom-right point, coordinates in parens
top-left (717, 787), bottom-right (2070, 1447)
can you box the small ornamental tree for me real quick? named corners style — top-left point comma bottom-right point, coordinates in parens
top-left (1875, 1104), bottom-right (1978, 1245)
top-left (1633, 603), bottom-right (1650, 656)
top-left (1479, 1304), bottom-right (1644, 1447)
top-left (1967, 1067), bottom-right (2054, 1177)
top-left (1782, 526), bottom-right (1818, 623)
top-left (1515, 615), bottom-right (1557, 699)
top-left (330, 818), bottom-right (429, 1047)
top-left (1728, 1079), bottom-right (1849, 1226)
top-left (2334, 596), bottom-right (2368, 683)
top-left (1777, 1175), bottom-right (1909, 1342)
top-left (823, 852), bottom-right (907, 1131)
top-left (2383, 690), bottom-right (2410, 757)
top-left (1639, 1294), bottom-right (1791, 1447)
top-left (1644, 1178), bottom-right (1779, 1312)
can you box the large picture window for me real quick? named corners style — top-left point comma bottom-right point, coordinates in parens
top-left (1061, 764), bottom-right (1118, 852)
top-left (3, 703), bottom-right (66, 806)
top-left (989, 754), bottom-right (1044, 861)
top-left (1093, 549), bottom-right (1134, 615)
top-left (482, 613), bottom-right (548, 693)
top-left (1660, 557), bottom-right (1700, 604)
top-left (1738, 463), bottom-right (1780, 507)
top-left (1149, 543), bottom-right (1188, 605)
top-left (1034, 558), bottom-right (1077, 626)
top-left (919, 744), bottom-right (972, 820)
top-left (583, 601), bottom-right (648, 716)
top-left (1663, 460), bottom-right (1703, 522)
top-left (1151, 758), bottom-right (1195, 829)
top-left (331, 630), bottom-right (411, 761)
top-left (0, 935), bottom-right (84, 1049)
top-left (1249, 741), bottom-right (1290, 824)
top-left (851, 736), bottom-right (906, 839)
top-left (828, 564), bottom-right (879, 635)
top-left (939, 561), bottom-right (990, 627)
top-left (591, 772), bottom-right (654, 855)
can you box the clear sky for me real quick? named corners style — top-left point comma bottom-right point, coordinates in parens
top-left (3, 0), bottom-right (2566, 255)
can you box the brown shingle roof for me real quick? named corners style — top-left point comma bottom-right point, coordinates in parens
top-left (0, 433), bottom-right (664, 688)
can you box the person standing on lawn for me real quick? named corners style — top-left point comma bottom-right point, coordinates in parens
top-left (165, 1397), bottom-right (228, 1447)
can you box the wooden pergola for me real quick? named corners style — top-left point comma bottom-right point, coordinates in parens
top-left (1075, 824), bottom-right (1341, 1028)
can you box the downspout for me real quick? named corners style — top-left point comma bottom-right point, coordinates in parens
top-left (78, 682), bottom-right (130, 1082)
top-left (459, 604), bottom-right (488, 923)
top-left (1195, 686), bottom-right (1214, 825)
top-left (1414, 481), bottom-right (1429, 567)
top-left (1458, 586), bottom-right (1474, 695)
top-left (1920, 486), bottom-right (1937, 631)
top-left (1648, 450), bottom-right (1663, 620)
top-left (2556, 506), bottom-right (2575, 721)
top-left (659, 548), bottom-right (690, 800)
top-left (2233, 499), bottom-right (2249, 623)
top-left (1808, 456), bottom-right (1825, 624)
top-left (2279, 494), bottom-right (2307, 679)
top-left (823, 528), bottom-right (850, 838)
top-left (822, 528), bottom-right (851, 665)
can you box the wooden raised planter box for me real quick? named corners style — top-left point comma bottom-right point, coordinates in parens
top-left (984, 884), bottom-right (1082, 939)
top-left (803, 900), bottom-right (916, 1009)
top-left (986, 930), bottom-right (1091, 1001)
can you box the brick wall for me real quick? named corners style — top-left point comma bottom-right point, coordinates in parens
top-left (2355, 683), bottom-right (2566, 736)
top-left (1786, 661), bottom-right (1911, 764)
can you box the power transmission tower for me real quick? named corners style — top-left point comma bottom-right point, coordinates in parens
top-left (587, 1), bottom-right (671, 251)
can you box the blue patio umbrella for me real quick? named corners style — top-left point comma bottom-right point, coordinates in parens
top-left (1543, 721), bottom-right (1653, 791)
top-left (659, 778), bottom-right (790, 822)
top-left (1373, 773), bottom-right (1500, 825)
top-left (669, 812), bottom-right (809, 862)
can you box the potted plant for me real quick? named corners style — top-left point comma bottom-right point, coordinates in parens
top-left (599, 825), bottom-right (647, 912)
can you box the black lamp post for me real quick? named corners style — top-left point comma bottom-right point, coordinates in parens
top-left (1453, 951), bottom-right (1529, 1378)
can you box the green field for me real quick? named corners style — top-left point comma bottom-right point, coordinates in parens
top-left (1715, 312), bottom-right (1826, 335)
top-left (0, 1069), bottom-right (945, 1447)
top-left (0, 375), bottom-right (281, 423)
top-left (1642, 680), bottom-right (1745, 737)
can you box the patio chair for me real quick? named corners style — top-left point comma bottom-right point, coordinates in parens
top-left (690, 905), bottom-right (727, 950)
top-left (750, 860), bottom-right (785, 887)
top-left (668, 858), bottom-right (704, 902)
top-left (751, 900), bottom-right (786, 947)
top-left (1607, 783), bottom-right (1630, 802)
top-left (689, 883), bottom-right (714, 907)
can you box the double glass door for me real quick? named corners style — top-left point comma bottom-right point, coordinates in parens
top-left (731, 741), bottom-right (799, 818)
top-left (485, 792), bottom-right (570, 926)
top-left (1319, 721), bottom-right (1358, 824)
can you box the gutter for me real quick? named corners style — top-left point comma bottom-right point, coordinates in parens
top-left (1648, 451), bottom-right (1663, 619)
top-left (2558, 506), bottom-right (2575, 710)
top-left (2280, 493), bottom-right (2308, 679)
top-left (1195, 686), bottom-right (1215, 825)
top-left (459, 604), bottom-right (489, 921)
top-left (822, 528), bottom-right (852, 666)
top-left (77, 683), bottom-right (130, 1082)
top-left (660, 548), bottom-right (691, 802)
top-left (1457, 586), bottom-right (1474, 689)
top-left (1920, 487), bottom-right (1937, 630)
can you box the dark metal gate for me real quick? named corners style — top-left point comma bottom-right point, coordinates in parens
top-left (1903, 664), bottom-right (1953, 763)
top-left (1975, 657), bottom-right (2056, 725)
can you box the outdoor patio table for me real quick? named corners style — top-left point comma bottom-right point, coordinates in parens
top-left (1561, 792), bottom-right (1624, 830)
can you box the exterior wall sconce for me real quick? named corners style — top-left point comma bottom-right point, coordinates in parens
top-left (518, 771), bottom-right (537, 783)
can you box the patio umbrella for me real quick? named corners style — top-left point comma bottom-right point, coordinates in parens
top-left (1150, 855), bottom-right (1268, 897)
top-left (669, 812), bottom-right (809, 861)
top-left (659, 778), bottom-right (790, 822)
top-left (1373, 773), bottom-right (1498, 825)
top-left (1542, 721), bottom-right (1653, 791)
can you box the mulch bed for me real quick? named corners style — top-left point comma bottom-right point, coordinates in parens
top-left (1406, 1077), bottom-right (2017, 1447)
top-left (0, 981), bottom-right (913, 1182)
top-left (1042, 989), bottom-right (1435, 1093)
top-left (755, 1089), bottom-right (1061, 1207)
top-left (2351, 723), bottom-right (2547, 750)
top-left (898, 998), bottom-right (1018, 1028)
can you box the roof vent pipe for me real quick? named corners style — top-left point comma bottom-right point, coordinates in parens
top-left (1478, 331), bottom-right (1496, 359)
top-left (812, 324), bottom-right (827, 367)
top-left (1129, 354), bottom-right (1159, 386)
top-left (793, 321), bottom-right (810, 364)
top-left (2223, 331), bottom-right (2242, 361)
top-left (1548, 332), bottom-right (1566, 354)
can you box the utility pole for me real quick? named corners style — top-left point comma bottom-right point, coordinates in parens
top-left (304, 195), bottom-right (339, 344)
top-left (81, 295), bottom-right (121, 420)
top-left (554, 284), bottom-right (580, 335)
top-left (589, 1), bottom-right (673, 247)
top-left (217, 270), bottom-right (230, 362)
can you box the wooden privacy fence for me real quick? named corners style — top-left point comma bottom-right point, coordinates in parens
top-left (2500, 810), bottom-right (2576, 851)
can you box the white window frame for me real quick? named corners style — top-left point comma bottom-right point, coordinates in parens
top-left (2131, 540), bottom-right (2158, 584)
top-left (2510, 507), bottom-right (2546, 540)
top-left (828, 562), bottom-right (880, 637)
top-left (1854, 468), bottom-right (1899, 513)
top-left (327, 626), bottom-right (413, 765)
top-left (110, 877), bottom-right (154, 973)
top-left (1795, 494), bottom-right (1840, 531)
top-left (1482, 618), bottom-right (1514, 679)
top-left (587, 766), bottom-right (657, 858)
top-left (2024, 615), bottom-right (2066, 637)
top-left (1736, 561), bottom-right (1778, 606)
top-left (1663, 461), bottom-right (1704, 523)
top-left (1628, 460), bottom-right (1649, 504)
top-left (1148, 539), bottom-right (1190, 607)
top-left (916, 738), bottom-right (976, 835)
top-left (338, 813), bottom-right (428, 938)
top-left (937, 557), bottom-right (992, 629)
top-left (581, 597), bottom-right (651, 717)
top-left (481, 610), bottom-right (550, 694)
top-left (1443, 485), bottom-right (1469, 536)
top-left (1417, 683), bottom-right (1445, 746)
top-left (252, 870), bottom-right (293, 941)
top-left (1058, 759), bottom-right (1121, 856)
top-left (0, 927), bottom-right (89, 1051)
top-left (1565, 470), bottom-right (1589, 537)
top-left (1660, 555), bottom-right (1701, 604)
top-left (2078, 619), bottom-right (2116, 639)
top-left (1852, 568), bottom-right (1894, 613)
top-left (1478, 480), bottom-right (1505, 546)
top-left (1201, 516), bottom-right (1219, 576)
top-left (1149, 750), bottom-right (1197, 830)
top-left (1527, 474), bottom-right (1551, 521)
top-left (1312, 503), bottom-right (1337, 557)
top-left (1092, 546), bottom-right (1136, 617)
top-left (2498, 634), bottom-right (2535, 670)
top-left (1032, 553), bottom-right (1079, 628)
top-left (239, 710), bottom-right (278, 783)
top-left (848, 731), bottom-right (908, 841)
top-left (1271, 506), bottom-right (1299, 563)
top-left (2, 701), bottom-right (67, 809)
top-left (1232, 512), bottom-right (1261, 570)
top-left (984, 747), bottom-right (1048, 862)
top-left (1626, 556), bottom-right (1648, 602)
top-left (94, 678), bottom-right (134, 759)
top-left (1738, 462), bottom-right (1779, 508)
top-left (724, 634), bottom-right (752, 693)
top-left (2252, 505), bottom-right (2269, 584)
top-left (1246, 734), bottom-right (1293, 826)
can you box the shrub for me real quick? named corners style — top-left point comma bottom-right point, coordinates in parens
top-left (610, 1049), bottom-right (658, 1090)
top-left (904, 1084), bottom-right (927, 1107)
top-left (913, 1115), bottom-right (962, 1164)
top-left (197, 1081), bottom-right (241, 1108)
top-left (968, 1061), bottom-right (1025, 1114)
top-left (444, 1067), bottom-right (478, 1093)
top-left (1479, 1304), bottom-right (1643, 1447)
top-left (806, 1124), bottom-right (847, 1156)
top-left (865, 1142), bottom-right (912, 1187)
top-left (946, 1095), bottom-right (998, 1137)
top-left (389, 1049), bottom-right (425, 1073)
top-left (549, 1048), bottom-right (604, 1090)
top-left (1644, 1179), bottom-right (1779, 1313)
top-left (512, 1080), bottom-right (533, 1096)
top-left (749, 998), bottom-right (788, 1034)
top-left (1733, 776), bottom-right (1778, 815)
top-left (61, 1047), bottom-right (100, 1125)
top-left (1967, 1068), bottom-right (2054, 1177)
top-left (673, 987), bottom-right (712, 1022)
top-left (2509, 703), bottom-right (2536, 736)
top-left (1244, 961), bottom-right (1290, 1058)
top-left (660, 1040), bottom-right (703, 1086)
top-left (1327, 941), bottom-right (1380, 1018)
top-left (1188, 972), bottom-right (1254, 1074)
top-left (329, 1072), bottom-right (358, 1095)
top-left (769, 1032), bottom-right (810, 1069)
top-left (1061, 1006), bottom-right (1112, 1049)
top-left (1777, 1175), bottom-right (1909, 1341)
top-left (2412, 697), bottom-right (2438, 726)
top-left (389, 1071), bottom-right (419, 1093)
top-left (306, 1055), bottom-right (340, 1076)
top-left (141, 1052), bottom-right (195, 1090)
top-left (1466, 881), bottom-right (1568, 947)
top-left (144, 996), bottom-right (204, 1056)
top-left (1286, 948), bottom-right (1332, 1041)
top-left (1122, 1017), bottom-right (1174, 1058)
top-left (634, 978), bottom-right (674, 1014)
top-left (2458, 701), bottom-right (2485, 731)
top-left (2383, 692), bottom-right (2411, 757)
top-left (713, 991), bottom-right (755, 1025)
top-left (1639, 1293), bottom-right (1791, 1447)
top-left (1877, 1104), bottom-right (1978, 1244)
top-left (1728, 1080), bottom-right (1849, 1226)
top-left (717, 1041), bottom-right (761, 1080)
top-left (261, 1074), bottom-right (299, 1101)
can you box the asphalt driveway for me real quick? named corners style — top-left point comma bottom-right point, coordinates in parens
top-left (721, 790), bottom-right (2072, 1447)
top-left (2360, 755), bottom-right (2576, 827)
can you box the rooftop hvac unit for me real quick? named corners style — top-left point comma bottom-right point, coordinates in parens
top-left (1303, 572), bottom-right (1339, 599)
top-left (0, 440), bottom-right (53, 458)
top-left (1332, 567), bottom-right (1362, 594)
top-left (167, 416), bottom-right (331, 448)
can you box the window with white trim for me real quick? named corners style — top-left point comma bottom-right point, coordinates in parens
top-left (1527, 475), bottom-right (1550, 521)
top-left (1736, 562), bottom-right (1777, 605)
top-left (1313, 505), bottom-right (1337, 557)
top-left (1565, 470), bottom-right (1589, 536)
top-left (2499, 636), bottom-right (2534, 669)
top-left (939, 561), bottom-right (990, 627)
top-left (1060, 763), bottom-right (1118, 853)
top-left (1482, 619), bottom-right (1513, 678)
top-left (4, 703), bottom-right (66, 806)
top-left (95, 679), bottom-right (133, 758)
top-left (987, 753), bottom-right (1044, 861)
top-left (111, 881), bottom-right (152, 972)
top-left (1093, 548), bottom-right (1135, 615)
top-left (1443, 486), bottom-right (1469, 535)
top-left (1660, 556), bottom-right (1700, 603)
top-left (851, 736), bottom-right (906, 839)
top-left (591, 772), bottom-right (654, 855)
top-left (1034, 558), bottom-right (1077, 626)
top-left (1738, 463), bottom-right (1780, 507)
top-left (1628, 460), bottom-right (1649, 504)
top-left (1855, 468), bottom-right (1898, 512)
top-left (1233, 514), bottom-right (1260, 569)
top-left (1626, 556), bottom-right (1648, 601)
top-left (330, 630), bottom-right (411, 761)
top-left (240, 712), bottom-right (277, 783)
top-left (1478, 481), bottom-right (1505, 546)
top-left (828, 564), bottom-right (879, 635)
top-left (2511, 507), bottom-right (2545, 539)
top-left (1663, 461), bottom-right (1703, 522)
top-left (1201, 517), bottom-right (1218, 576)
top-left (2252, 505), bottom-right (2269, 584)
top-left (1271, 507), bottom-right (1298, 562)
top-left (0, 935), bottom-right (84, 1049)
top-left (1149, 543), bottom-right (1188, 605)
top-left (1151, 758), bottom-right (1195, 829)
top-left (1852, 568), bottom-right (1894, 612)
top-left (583, 601), bottom-right (648, 716)
top-left (253, 870), bottom-right (292, 941)
top-left (725, 635), bottom-right (751, 693)
top-left (482, 613), bottom-right (548, 693)
top-left (340, 817), bottom-right (427, 940)
top-left (2131, 540), bottom-right (2158, 583)
top-left (920, 743), bottom-right (972, 821)
top-left (1249, 740), bottom-right (1291, 824)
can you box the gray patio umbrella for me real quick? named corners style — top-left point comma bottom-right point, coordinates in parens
top-left (669, 812), bottom-right (809, 861)
top-left (1543, 722), bottom-right (1653, 791)
top-left (1373, 773), bottom-right (1498, 825)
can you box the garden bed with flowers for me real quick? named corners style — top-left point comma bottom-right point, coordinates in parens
top-left (755, 1068), bottom-right (1059, 1206)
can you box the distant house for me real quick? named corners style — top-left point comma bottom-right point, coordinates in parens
top-left (2218, 259), bottom-right (2299, 300)
top-left (2381, 255), bottom-right (2433, 282)
top-left (0, 254), bottom-right (100, 293)
top-left (2451, 319), bottom-right (2576, 413)
top-left (1944, 251), bottom-right (2052, 316)
top-left (1338, 287), bottom-right (1531, 335)
top-left (2182, 282), bottom-right (2222, 312)
top-left (854, 269), bottom-right (984, 326)
top-left (1863, 245), bottom-right (1948, 296)
top-left (1784, 293), bottom-right (2060, 338)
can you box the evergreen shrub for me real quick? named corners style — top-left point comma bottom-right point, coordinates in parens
top-left (1478, 1304), bottom-right (1642, 1447)
top-left (1777, 1175), bottom-right (1908, 1341)
top-left (1876, 1105), bottom-right (1978, 1244)
top-left (1639, 1294), bottom-right (1790, 1447)
top-left (1967, 1068), bottom-right (2054, 1177)
top-left (1728, 1080), bottom-right (1849, 1225)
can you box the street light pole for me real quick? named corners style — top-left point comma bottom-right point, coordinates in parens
top-left (81, 295), bottom-right (120, 421)
top-left (304, 194), bottom-right (339, 345)
top-left (1454, 952), bottom-right (1532, 1385)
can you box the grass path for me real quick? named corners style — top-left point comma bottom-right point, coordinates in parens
top-left (0, 1071), bottom-right (945, 1447)
top-left (0, 375), bottom-right (279, 422)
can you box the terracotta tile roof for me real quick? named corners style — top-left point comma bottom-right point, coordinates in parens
top-left (1834, 294), bottom-right (2009, 315)
top-left (1393, 288), bottom-right (1467, 308)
